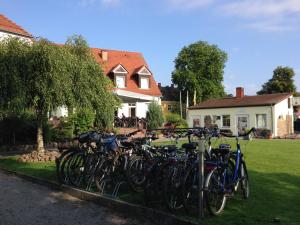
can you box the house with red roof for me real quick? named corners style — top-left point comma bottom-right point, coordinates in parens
top-left (188, 87), bottom-right (294, 137)
top-left (0, 14), bottom-right (33, 42)
top-left (92, 48), bottom-right (161, 118)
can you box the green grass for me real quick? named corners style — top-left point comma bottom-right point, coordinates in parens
top-left (0, 139), bottom-right (300, 225)
top-left (0, 156), bottom-right (57, 182)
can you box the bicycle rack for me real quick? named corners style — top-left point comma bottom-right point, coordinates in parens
top-left (112, 181), bottom-right (126, 198)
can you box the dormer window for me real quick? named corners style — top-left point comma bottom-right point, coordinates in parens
top-left (140, 77), bottom-right (149, 89)
top-left (137, 66), bottom-right (151, 89)
top-left (112, 64), bottom-right (128, 88)
top-left (116, 75), bottom-right (126, 88)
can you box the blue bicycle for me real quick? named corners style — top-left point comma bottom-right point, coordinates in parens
top-left (204, 127), bottom-right (255, 215)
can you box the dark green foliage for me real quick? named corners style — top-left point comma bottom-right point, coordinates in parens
top-left (70, 108), bottom-right (95, 135)
top-left (164, 113), bottom-right (188, 128)
top-left (257, 66), bottom-right (297, 95)
top-left (172, 41), bottom-right (227, 103)
top-left (146, 101), bottom-right (164, 129)
top-left (0, 111), bottom-right (51, 145)
top-left (49, 118), bottom-right (74, 141)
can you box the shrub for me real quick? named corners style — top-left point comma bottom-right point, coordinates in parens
top-left (165, 113), bottom-right (188, 128)
top-left (146, 101), bottom-right (164, 130)
top-left (49, 117), bottom-right (74, 141)
top-left (70, 108), bottom-right (95, 135)
top-left (0, 111), bottom-right (51, 145)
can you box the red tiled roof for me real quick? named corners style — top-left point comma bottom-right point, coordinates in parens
top-left (189, 93), bottom-right (292, 110)
top-left (92, 48), bottom-right (161, 97)
top-left (0, 14), bottom-right (32, 38)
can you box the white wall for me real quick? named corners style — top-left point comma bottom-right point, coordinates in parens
top-left (274, 97), bottom-right (294, 135)
top-left (51, 106), bottom-right (69, 118)
top-left (188, 106), bottom-right (273, 135)
top-left (117, 96), bottom-right (161, 118)
top-left (0, 31), bottom-right (32, 43)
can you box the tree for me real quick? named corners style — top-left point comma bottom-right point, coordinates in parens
top-left (146, 101), bottom-right (164, 129)
top-left (0, 36), bottom-right (120, 152)
top-left (257, 66), bottom-right (297, 95)
top-left (172, 41), bottom-right (227, 104)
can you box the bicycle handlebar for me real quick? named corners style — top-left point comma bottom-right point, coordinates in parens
top-left (220, 127), bottom-right (256, 138)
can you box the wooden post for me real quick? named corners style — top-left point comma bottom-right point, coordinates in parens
top-left (198, 138), bottom-right (205, 222)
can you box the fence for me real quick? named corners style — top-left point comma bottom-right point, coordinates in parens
top-left (114, 117), bottom-right (147, 129)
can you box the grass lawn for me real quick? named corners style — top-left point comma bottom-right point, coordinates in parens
top-left (0, 139), bottom-right (299, 225)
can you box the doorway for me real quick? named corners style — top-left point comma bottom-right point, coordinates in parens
top-left (237, 115), bottom-right (249, 133)
top-left (128, 103), bottom-right (136, 117)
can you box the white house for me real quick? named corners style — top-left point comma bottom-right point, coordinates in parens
top-left (188, 87), bottom-right (294, 137)
top-left (91, 48), bottom-right (161, 118)
top-left (0, 14), bottom-right (33, 42)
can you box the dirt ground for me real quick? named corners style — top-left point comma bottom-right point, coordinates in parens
top-left (0, 172), bottom-right (142, 225)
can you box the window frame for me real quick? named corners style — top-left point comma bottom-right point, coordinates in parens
top-left (222, 115), bottom-right (231, 128)
top-left (115, 74), bottom-right (126, 88)
top-left (256, 113), bottom-right (267, 128)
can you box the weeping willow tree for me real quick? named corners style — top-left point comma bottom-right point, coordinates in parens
top-left (0, 35), bottom-right (120, 152)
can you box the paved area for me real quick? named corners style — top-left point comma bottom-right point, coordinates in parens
top-left (0, 172), bottom-right (141, 225)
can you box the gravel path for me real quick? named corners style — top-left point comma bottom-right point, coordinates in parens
top-left (0, 172), bottom-right (141, 225)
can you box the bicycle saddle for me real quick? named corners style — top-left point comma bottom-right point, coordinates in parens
top-left (182, 142), bottom-right (198, 150)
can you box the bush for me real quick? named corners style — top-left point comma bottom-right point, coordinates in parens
top-left (0, 111), bottom-right (52, 145)
top-left (49, 117), bottom-right (74, 141)
top-left (70, 108), bottom-right (95, 135)
top-left (165, 113), bottom-right (188, 128)
top-left (146, 101), bottom-right (164, 130)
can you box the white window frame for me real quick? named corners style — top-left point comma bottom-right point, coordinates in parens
top-left (256, 114), bottom-right (267, 128)
top-left (221, 115), bottom-right (231, 128)
top-left (115, 75), bottom-right (126, 88)
top-left (140, 76), bottom-right (150, 89)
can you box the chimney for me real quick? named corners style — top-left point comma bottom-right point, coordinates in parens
top-left (236, 87), bottom-right (244, 98)
top-left (158, 83), bottom-right (161, 88)
top-left (101, 51), bottom-right (108, 61)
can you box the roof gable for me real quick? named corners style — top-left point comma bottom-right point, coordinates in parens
top-left (0, 14), bottom-right (32, 38)
top-left (189, 93), bottom-right (292, 110)
top-left (137, 66), bottom-right (152, 76)
top-left (112, 64), bottom-right (128, 74)
top-left (92, 48), bottom-right (161, 97)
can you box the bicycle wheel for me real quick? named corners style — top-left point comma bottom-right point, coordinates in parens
top-left (182, 165), bottom-right (199, 216)
top-left (67, 152), bottom-right (85, 188)
top-left (239, 161), bottom-right (249, 199)
top-left (127, 156), bottom-right (146, 192)
top-left (204, 168), bottom-right (227, 216)
top-left (163, 163), bottom-right (185, 212)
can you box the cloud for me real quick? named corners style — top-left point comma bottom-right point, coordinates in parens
top-left (79, 0), bottom-right (121, 7)
top-left (166, 0), bottom-right (215, 10)
top-left (221, 0), bottom-right (300, 32)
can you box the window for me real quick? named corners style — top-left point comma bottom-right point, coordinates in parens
top-left (167, 104), bottom-right (172, 111)
top-left (288, 98), bottom-right (292, 108)
top-left (193, 119), bottom-right (200, 127)
top-left (116, 75), bottom-right (125, 88)
top-left (140, 77), bottom-right (149, 89)
top-left (256, 114), bottom-right (267, 128)
top-left (222, 115), bottom-right (230, 127)
top-left (213, 115), bottom-right (220, 123)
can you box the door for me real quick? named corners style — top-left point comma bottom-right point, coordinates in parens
top-left (128, 103), bottom-right (136, 117)
top-left (130, 107), bottom-right (136, 117)
top-left (237, 115), bottom-right (249, 133)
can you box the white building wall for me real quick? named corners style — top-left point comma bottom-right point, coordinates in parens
top-left (188, 106), bottom-right (273, 135)
top-left (118, 103), bottom-right (129, 117)
top-left (273, 97), bottom-right (294, 136)
top-left (0, 31), bottom-right (32, 43)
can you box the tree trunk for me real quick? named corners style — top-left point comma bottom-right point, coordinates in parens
top-left (36, 112), bottom-right (45, 153)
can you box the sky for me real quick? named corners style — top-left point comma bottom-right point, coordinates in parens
top-left (1, 0), bottom-right (300, 95)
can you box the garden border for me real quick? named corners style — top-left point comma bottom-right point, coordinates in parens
top-left (0, 167), bottom-right (199, 225)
